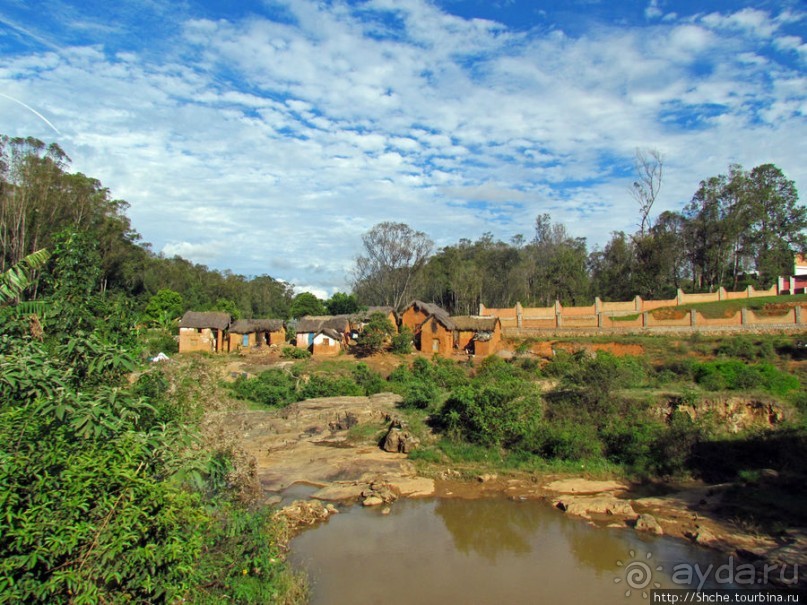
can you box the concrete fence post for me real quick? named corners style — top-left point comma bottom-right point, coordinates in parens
top-left (642, 312), bottom-right (649, 327)
top-left (690, 309), bottom-right (697, 326)
top-left (635, 296), bottom-right (642, 311)
top-left (594, 297), bottom-right (602, 313)
top-left (718, 287), bottom-right (727, 301)
top-left (795, 306), bottom-right (802, 325)
top-left (515, 302), bottom-right (523, 329)
top-left (598, 312), bottom-right (604, 328)
top-left (677, 289), bottom-right (684, 305)
top-left (741, 308), bottom-right (748, 326)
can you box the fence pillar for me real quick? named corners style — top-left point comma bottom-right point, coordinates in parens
top-left (718, 287), bottom-right (727, 301)
top-left (516, 302), bottom-right (523, 329)
top-left (690, 309), bottom-right (697, 326)
top-left (594, 297), bottom-right (602, 313)
top-left (634, 296), bottom-right (642, 312)
top-left (677, 289), bottom-right (684, 305)
top-left (795, 306), bottom-right (802, 325)
top-left (741, 308), bottom-right (748, 325)
top-left (597, 312), bottom-right (604, 328)
top-left (642, 312), bottom-right (649, 327)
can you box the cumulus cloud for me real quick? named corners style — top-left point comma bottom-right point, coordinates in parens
top-left (0, 1), bottom-right (805, 291)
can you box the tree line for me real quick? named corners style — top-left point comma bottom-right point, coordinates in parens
top-left (3, 135), bottom-right (804, 321)
top-left (353, 162), bottom-right (806, 314)
top-left (0, 135), bottom-right (294, 321)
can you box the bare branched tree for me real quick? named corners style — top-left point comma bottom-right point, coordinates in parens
top-left (352, 222), bottom-right (433, 310)
top-left (631, 148), bottom-right (664, 237)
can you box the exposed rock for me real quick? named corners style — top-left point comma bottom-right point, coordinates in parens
top-left (554, 495), bottom-right (635, 519)
top-left (686, 528), bottom-right (717, 545)
top-left (329, 411), bottom-right (359, 431)
top-left (544, 479), bottom-right (629, 494)
top-left (274, 499), bottom-right (335, 529)
top-left (362, 496), bottom-right (384, 507)
top-left (381, 419), bottom-right (420, 453)
top-left (635, 513), bottom-right (663, 535)
top-left (311, 483), bottom-right (365, 502)
top-left (477, 473), bottom-right (498, 483)
top-left (381, 507), bottom-right (391, 515)
top-left (388, 477), bottom-right (435, 498)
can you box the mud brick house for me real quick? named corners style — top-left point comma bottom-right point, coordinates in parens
top-left (295, 315), bottom-right (351, 355)
top-left (179, 311), bottom-right (231, 353)
top-left (349, 306), bottom-right (399, 338)
top-left (400, 301), bottom-right (455, 355)
top-left (452, 316), bottom-right (502, 356)
top-left (227, 319), bottom-right (286, 351)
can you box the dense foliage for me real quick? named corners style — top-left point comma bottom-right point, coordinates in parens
top-left (0, 236), bottom-right (303, 603)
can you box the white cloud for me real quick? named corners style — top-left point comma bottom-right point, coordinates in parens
top-left (0, 1), bottom-right (805, 293)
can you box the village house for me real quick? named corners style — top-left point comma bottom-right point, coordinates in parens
top-left (178, 311), bottom-right (231, 353)
top-left (295, 315), bottom-right (351, 356)
top-left (400, 300), bottom-right (453, 354)
top-left (452, 316), bottom-right (502, 356)
top-left (349, 306), bottom-right (399, 338)
top-left (227, 319), bottom-right (286, 351)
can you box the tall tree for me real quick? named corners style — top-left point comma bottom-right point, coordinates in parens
top-left (630, 148), bottom-right (663, 237)
top-left (740, 164), bottom-right (806, 286)
top-left (352, 222), bottom-right (433, 310)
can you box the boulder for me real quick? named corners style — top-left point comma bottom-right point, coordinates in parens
top-left (555, 495), bottom-right (635, 519)
top-left (635, 513), bottom-right (664, 535)
top-left (382, 420), bottom-right (420, 453)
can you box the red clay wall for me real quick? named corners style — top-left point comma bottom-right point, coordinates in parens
top-left (419, 319), bottom-right (453, 355)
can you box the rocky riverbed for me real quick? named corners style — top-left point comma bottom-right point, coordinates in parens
top-left (210, 393), bottom-right (806, 586)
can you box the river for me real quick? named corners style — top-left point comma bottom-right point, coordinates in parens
top-left (289, 497), bottom-right (744, 604)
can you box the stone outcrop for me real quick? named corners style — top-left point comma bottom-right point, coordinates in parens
top-left (381, 419), bottom-right (420, 453)
top-left (635, 513), bottom-right (663, 535)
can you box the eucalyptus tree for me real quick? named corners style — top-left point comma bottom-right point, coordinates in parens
top-left (352, 221), bottom-right (434, 310)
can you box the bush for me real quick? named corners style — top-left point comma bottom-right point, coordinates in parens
top-left (520, 421), bottom-right (603, 461)
top-left (230, 369), bottom-right (296, 406)
top-left (401, 378), bottom-right (440, 409)
top-left (693, 360), bottom-right (799, 395)
top-left (352, 362), bottom-right (385, 395)
top-left (299, 374), bottom-right (363, 399)
top-left (391, 327), bottom-right (413, 354)
top-left (281, 346), bottom-right (310, 359)
top-left (438, 382), bottom-right (541, 448)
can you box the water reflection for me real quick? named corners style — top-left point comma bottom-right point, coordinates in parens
top-left (434, 498), bottom-right (545, 561)
top-left (290, 498), bottom-right (745, 605)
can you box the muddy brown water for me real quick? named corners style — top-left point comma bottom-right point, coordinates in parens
top-left (290, 497), bottom-right (747, 604)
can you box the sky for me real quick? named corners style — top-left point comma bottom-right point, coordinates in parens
top-left (0, 0), bottom-right (805, 298)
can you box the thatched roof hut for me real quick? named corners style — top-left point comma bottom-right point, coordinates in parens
top-left (229, 319), bottom-right (285, 333)
top-left (179, 311), bottom-right (231, 331)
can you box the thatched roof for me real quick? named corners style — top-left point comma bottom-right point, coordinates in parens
top-left (229, 319), bottom-right (285, 333)
top-left (296, 315), bottom-right (350, 334)
top-left (317, 328), bottom-right (343, 341)
top-left (451, 316), bottom-right (500, 332)
top-left (406, 300), bottom-right (453, 326)
top-left (180, 311), bottom-right (231, 330)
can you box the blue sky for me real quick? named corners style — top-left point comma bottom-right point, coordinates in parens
top-left (0, 0), bottom-right (805, 297)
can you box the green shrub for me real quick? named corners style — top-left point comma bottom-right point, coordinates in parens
top-left (401, 378), bottom-right (440, 409)
top-left (391, 327), bottom-right (413, 354)
top-left (281, 346), bottom-right (310, 359)
top-left (431, 356), bottom-right (471, 388)
top-left (299, 374), bottom-right (363, 399)
top-left (230, 369), bottom-right (296, 406)
top-left (352, 362), bottom-right (385, 395)
top-left (693, 360), bottom-right (799, 395)
top-left (438, 382), bottom-right (541, 448)
top-left (519, 421), bottom-right (603, 461)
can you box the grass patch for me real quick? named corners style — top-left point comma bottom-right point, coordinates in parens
top-left (650, 294), bottom-right (807, 320)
